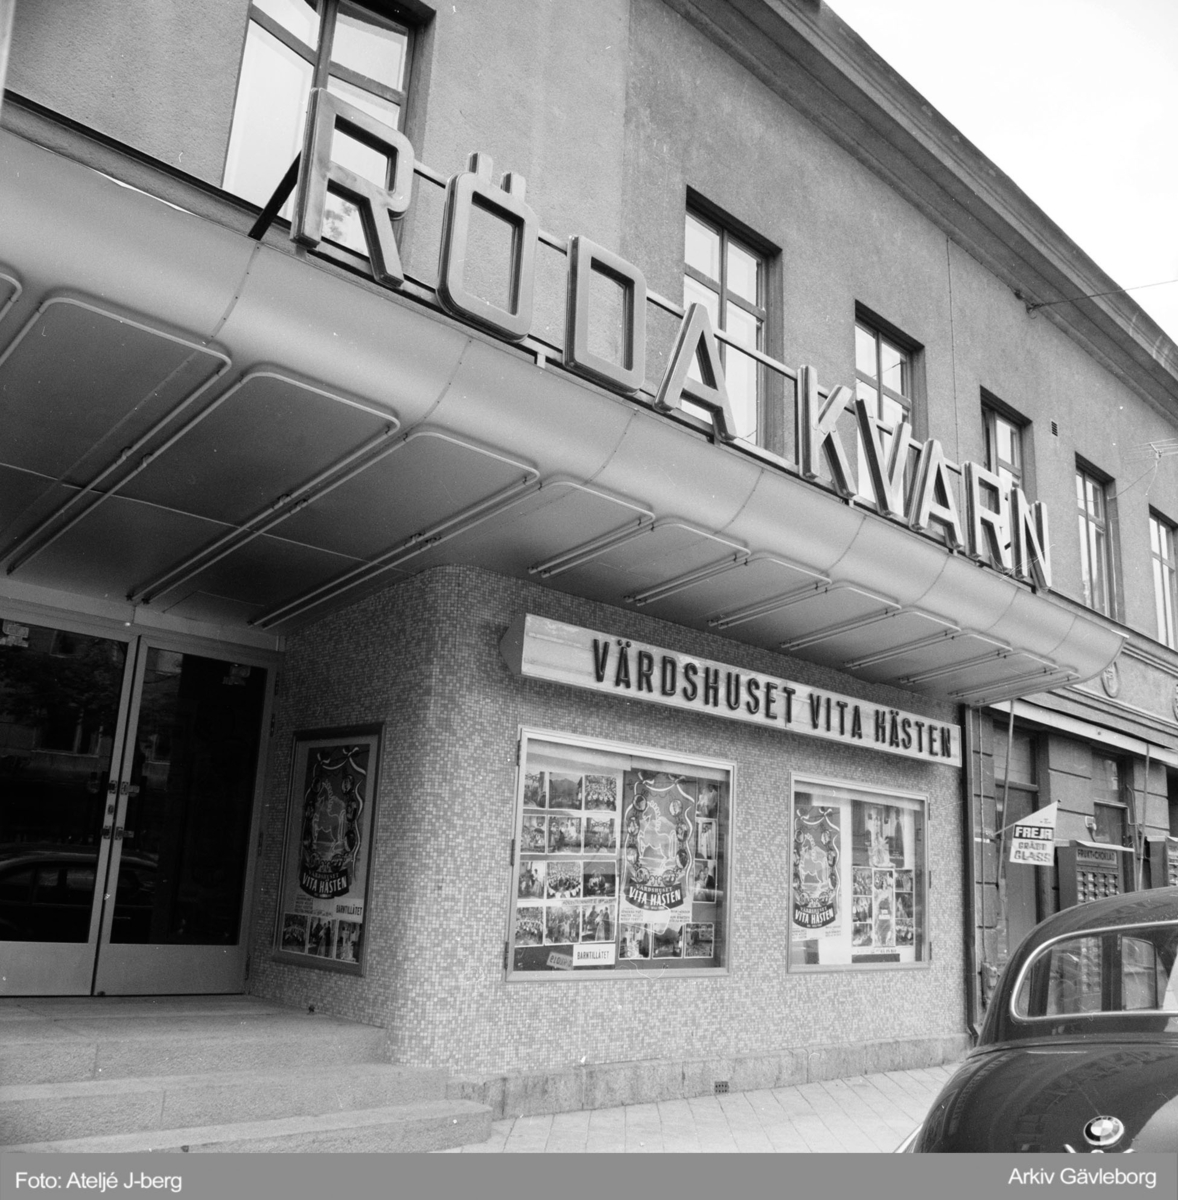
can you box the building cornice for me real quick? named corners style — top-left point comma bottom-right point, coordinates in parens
top-left (664, 0), bottom-right (1178, 420)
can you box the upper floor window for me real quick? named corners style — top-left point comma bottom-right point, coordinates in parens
top-left (224, 0), bottom-right (413, 252)
top-left (983, 403), bottom-right (1024, 494)
top-left (1076, 463), bottom-right (1114, 615)
top-left (1150, 512), bottom-right (1178, 649)
top-left (854, 313), bottom-right (918, 501)
top-left (683, 209), bottom-right (769, 445)
top-left (855, 316), bottom-right (914, 432)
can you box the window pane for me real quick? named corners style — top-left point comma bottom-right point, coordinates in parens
top-left (855, 324), bottom-right (877, 379)
top-left (333, 1), bottom-right (407, 91)
top-left (326, 74), bottom-right (400, 126)
top-left (683, 276), bottom-right (720, 328)
top-left (255, 0), bottom-right (321, 47)
top-left (224, 21), bottom-right (313, 206)
top-left (1122, 936), bottom-right (1160, 1010)
top-left (725, 301), bottom-right (759, 350)
top-left (855, 380), bottom-right (878, 417)
top-left (790, 782), bottom-right (927, 968)
top-left (510, 735), bottom-right (731, 976)
top-left (1151, 515), bottom-right (1162, 556)
top-left (996, 415), bottom-right (1018, 468)
top-left (881, 394), bottom-right (906, 429)
top-left (685, 214), bottom-right (721, 281)
top-left (1043, 936), bottom-right (1104, 1014)
top-left (725, 345), bottom-right (759, 443)
top-left (1093, 802), bottom-right (1125, 846)
top-left (726, 241), bottom-right (760, 305)
top-left (880, 338), bottom-right (907, 396)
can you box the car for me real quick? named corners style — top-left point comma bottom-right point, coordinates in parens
top-left (900, 886), bottom-right (1178, 1153)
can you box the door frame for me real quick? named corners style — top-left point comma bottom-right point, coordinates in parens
top-left (0, 598), bottom-right (279, 995)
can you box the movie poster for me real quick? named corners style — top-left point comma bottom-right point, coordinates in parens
top-left (791, 804), bottom-right (841, 936)
top-left (619, 771), bottom-right (695, 928)
top-left (274, 726), bottom-right (382, 974)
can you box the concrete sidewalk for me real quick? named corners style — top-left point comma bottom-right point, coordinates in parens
top-left (442, 1064), bottom-right (953, 1153)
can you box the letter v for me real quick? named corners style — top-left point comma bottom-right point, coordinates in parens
top-left (855, 397), bottom-right (911, 516)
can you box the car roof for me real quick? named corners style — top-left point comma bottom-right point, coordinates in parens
top-left (982, 887), bottom-right (1178, 1045)
top-left (1015, 887), bottom-right (1178, 953)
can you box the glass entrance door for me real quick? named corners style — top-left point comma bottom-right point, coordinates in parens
top-left (0, 619), bottom-right (270, 995)
top-left (0, 621), bottom-right (132, 993)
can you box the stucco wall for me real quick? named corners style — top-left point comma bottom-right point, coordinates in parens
top-left (8, 0), bottom-right (247, 183)
top-left (248, 564), bottom-right (966, 1079)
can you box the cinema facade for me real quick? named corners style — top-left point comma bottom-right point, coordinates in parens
top-left (1, 0), bottom-right (1175, 1107)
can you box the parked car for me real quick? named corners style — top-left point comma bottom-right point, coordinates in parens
top-left (900, 887), bottom-right (1178, 1152)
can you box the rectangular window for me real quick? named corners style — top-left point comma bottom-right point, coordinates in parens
top-left (1092, 754), bottom-right (1127, 848)
top-left (224, 0), bottom-right (413, 253)
top-left (1151, 512), bottom-right (1178, 648)
top-left (983, 403), bottom-right (1024, 494)
top-left (789, 776), bottom-right (927, 969)
top-left (854, 313), bottom-right (919, 501)
top-left (1076, 463), bottom-right (1114, 615)
top-left (683, 208), bottom-right (769, 445)
top-left (508, 730), bottom-right (731, 978)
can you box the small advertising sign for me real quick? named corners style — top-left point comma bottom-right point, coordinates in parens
top-left (1009, 803), bottom-right (1058, 866)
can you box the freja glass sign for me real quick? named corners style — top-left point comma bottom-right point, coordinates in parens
top-left (292, 88), bottom-right (1051, 591)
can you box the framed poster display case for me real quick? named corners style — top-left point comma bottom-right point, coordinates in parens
top-left (508, 728), bottom-right (734, 980)
top-left (272, 725), bottom-right (383, 975)
top-left (788, 774), bottom-right (929, 970)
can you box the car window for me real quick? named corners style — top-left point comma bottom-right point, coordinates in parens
top-left (1015, 922), bottom-right (1178, 1018)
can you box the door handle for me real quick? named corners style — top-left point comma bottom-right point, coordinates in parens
top-left (101, 826), bottom-right (112, 839)
top-left (114, 828), bottom-right (125, 841)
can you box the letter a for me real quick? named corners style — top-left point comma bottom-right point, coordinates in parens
top-left (655, 302), bottom-right (737, 442)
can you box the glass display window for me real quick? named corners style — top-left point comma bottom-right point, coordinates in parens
top-left (789, 775), bottom-right (928, 969)
top-left (508, 730), bottom-right (733, 978)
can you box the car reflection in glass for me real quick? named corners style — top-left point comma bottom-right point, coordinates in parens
top-left (899, 887), bottom-right (1178, 1152)
top-left (0, 847), bottom-right (157, 943)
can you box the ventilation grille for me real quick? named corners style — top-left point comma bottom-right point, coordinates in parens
top-left (713, 1081), bottom-right (729, 1095)
top-left (1051, 420), bottom-right (1059, 437)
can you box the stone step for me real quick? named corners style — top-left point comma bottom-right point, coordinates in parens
top-left (1, 1003), bottom-right (389, 1086)
top-left (1, 1062), bottom-right (449, 1145)
top-left (4, 1099), bottom-right (493, 1154)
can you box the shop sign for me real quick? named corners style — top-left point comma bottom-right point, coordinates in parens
top-left (1009, 802), bottom-right (1058, 865)
top-left (292, 89), bottom-right (1051, 590)
top-left (501, 614), bottom-right (962, 767)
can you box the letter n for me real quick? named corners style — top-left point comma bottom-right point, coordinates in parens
top-left (654, 302), bottom-right (737, 442)
top-left (292, 87), bottom-right (415, 288)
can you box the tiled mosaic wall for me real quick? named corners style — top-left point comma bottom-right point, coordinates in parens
top-left (249, 565), bottom-right (966, 1075)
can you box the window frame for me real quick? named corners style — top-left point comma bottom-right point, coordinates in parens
top-left (506, 727), bottom-right (735, 982)
top-left (854, 309), bottom-right (920, 432)
top-left (1150, 510), bottom-right (1178, 649)
top-left (1076, 460), bottom-right (1116, 617)
top-left (224, 0), bottom-right (417, 214)
top-left (787, 773), bottom-right (930, 973)
top-left (682, 200), bottom-right (779, 450)
top-left (982, 398), bottom-right (1028, 497)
